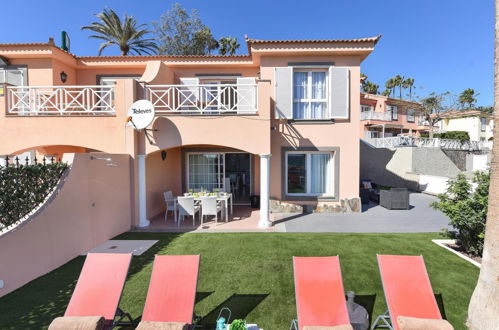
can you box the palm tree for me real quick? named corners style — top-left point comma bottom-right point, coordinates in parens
top-left (393, 75), bottom-right (404, 99)
top-left (218, 37), bottom-right (240, 55)
top-left (385, 78), bottom-right (396, 98)
top-left (459, 88), bottom-right (479, 109)
top-left (402, 78), bottom-right (415, 100)
top-left (82, 8), bottom-right (158, 56)
top-left (467, 1), bottom-right (499, 328)
top-left (363, 81), bottom-right (379, 95)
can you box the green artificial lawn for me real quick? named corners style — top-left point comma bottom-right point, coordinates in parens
top-left (0, 233), bottom-right (479, 330)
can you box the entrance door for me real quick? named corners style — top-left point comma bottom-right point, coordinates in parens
top-left (186, 152), bottom-right (251, 204)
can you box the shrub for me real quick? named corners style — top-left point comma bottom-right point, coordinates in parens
top-left (229, 319), bottom-right (247, 330)
top-left (434, 131), bottom-right (470, 141)
top-left (431, 171), bottom-right (489, 256)
top-left (0, 162), bottom-right (68, 230)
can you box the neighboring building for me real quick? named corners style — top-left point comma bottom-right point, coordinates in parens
top-left (0, 35), bottom-right (380, 228)
top-left (360, 93), bottom-right (430, 139)
top-left (436, 110), bottom-right (494, 142)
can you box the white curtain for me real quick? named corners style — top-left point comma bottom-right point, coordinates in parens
top-left (310, 153), bottom-right (330, 194)
top-left (311, 72), bottom-right (326, 119)
top-left (293, 72), bottom-right (308, 118)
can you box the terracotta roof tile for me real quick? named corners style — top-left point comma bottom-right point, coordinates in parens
top-left (246, 35), bottom-right (382, 45)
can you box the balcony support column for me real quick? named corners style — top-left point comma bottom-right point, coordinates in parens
top-left (137, 154), bottom-right (150, 228)
top-left (259, 154), bottom-right (271, 228)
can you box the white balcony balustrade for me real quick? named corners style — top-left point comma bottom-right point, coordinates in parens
top-left (360, 110), bottom-right (392, 121)
top-left (146, 83), bottom-right (257, 114)
top-left (6, 85), bottom-right (115, 115)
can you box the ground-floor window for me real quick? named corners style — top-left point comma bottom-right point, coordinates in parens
top-left (286, 151), bottom-right (333, 196)
top-left (187, 153), bottom-right (224, 191)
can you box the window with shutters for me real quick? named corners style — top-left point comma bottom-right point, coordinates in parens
top-left (293, 69), bottom-right (328, 119)
top-left (0, 67), bottom-right (26, 86)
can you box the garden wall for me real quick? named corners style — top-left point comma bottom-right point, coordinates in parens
top-left (0, 153), bottom-right (133, 297)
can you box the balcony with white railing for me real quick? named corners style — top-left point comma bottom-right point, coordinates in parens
top-left (146, 83), bottom-right (258, 115)
top-left (6, 85), bottom-right (115, 115)
top-left (360, 110), bottom-right (392, 121)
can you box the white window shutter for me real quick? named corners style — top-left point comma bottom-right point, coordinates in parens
top-left (274, 67), bottom-right (293, 119)
top-left (236, 77), bottom-right (256, 113)
top-left (179, 77), bottom-right (199, 110)
top-left (329, 67), bottom-right (349, 119)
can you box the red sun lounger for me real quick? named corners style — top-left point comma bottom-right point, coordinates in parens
top-left (371, 255), bottom-right (444, 330)
top-left (58, 253), bottom-right (133, 328)
top-left (291, 256), bottom-right (351, 330)
top-left (141, 255), bottom-right (200, 324)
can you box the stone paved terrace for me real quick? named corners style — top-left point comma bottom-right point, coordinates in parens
top-left (274, 193), bottom-right (452, 233)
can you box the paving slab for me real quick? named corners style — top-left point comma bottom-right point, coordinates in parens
top-left (276, 193), bottom-right (452, 233)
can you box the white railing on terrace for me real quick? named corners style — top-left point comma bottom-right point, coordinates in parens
top-left (6, 86), bottom-right (115, 115)
top-left (360, 110), bottom-right (392, 121)
top-left (146, 84), bottom-right (257, 114)
top-left (364, 136), bottom-right (491, 151)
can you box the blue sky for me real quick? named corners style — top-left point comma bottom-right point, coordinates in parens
top-left (1, 0), bottom-right (493, 105)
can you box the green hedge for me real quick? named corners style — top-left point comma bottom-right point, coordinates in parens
top-left (421, 131), bottom-right (470, 141)
top-left (0, 162), bottom-right (68, 230)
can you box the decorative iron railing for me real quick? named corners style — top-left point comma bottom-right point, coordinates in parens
top-left (364, 136), bottom-right (491, 151)
top-left (6, 85), bottom-right (115, 115)
top-left (146, 84), bottom-right (257, 114)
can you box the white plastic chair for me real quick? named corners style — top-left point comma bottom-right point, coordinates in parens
top-left (163, 191), bottom-right (176, 223)
top-left (177, 196), bottom-right (200, 227)
top-left (200, 196), bottom-right (222, 225)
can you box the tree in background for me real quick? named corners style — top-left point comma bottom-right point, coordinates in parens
top-left (467, 0), bottom-right (499, 327)
top-left (393, 75), bottom-right (404, 99)
top-left (363, 81), bottom-right (380, 95)
top-left (402, 77), bottom-right (415, 100)
top-left (385, 78), bottom-right (396, 97)
top-left (153, 3), bottom-right (218, 55)
top-left (459, 88), bottom-right (479, 109)
top-left (81, 8), bottom-right (158, 56)
top-left (417, 92), bottom-right (455, 138)
top-left (218, 37), bottom-right (240, 55)
top-left (381, 89), bottom-right (391, 97)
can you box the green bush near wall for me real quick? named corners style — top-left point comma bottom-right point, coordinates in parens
top-left (421, 131), bottom-right (470, 141)
top-left (0, 162), bottom-right (68, 230)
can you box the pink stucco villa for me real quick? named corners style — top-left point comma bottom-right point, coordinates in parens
top-left (360, 93), bottom-right (430, 139)
top-left (0, 35), bottom-right (382, 296)
top-left (0, 35), bottom-right (380, 228)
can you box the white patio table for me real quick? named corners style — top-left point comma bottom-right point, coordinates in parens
top-left (175, 193), bottom-right (233, 223)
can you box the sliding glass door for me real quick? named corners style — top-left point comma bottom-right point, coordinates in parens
top-left (186, 152), bottom-right (252, 203)
top-left (187, 153), bottom-right (224, 191)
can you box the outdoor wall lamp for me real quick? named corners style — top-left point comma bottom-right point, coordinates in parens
top-left (161, 151), bottom-right (167, 161)
top-left (60, 71), bottom-right (68, 83)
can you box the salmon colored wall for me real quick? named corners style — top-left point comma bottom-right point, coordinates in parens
top-left (0, 79), bottom-right (136, 155)
top-left (76, 68), bottom-right (145, 85)
top-left (0, 153), bottom-right (132, 298)
top-left (52, 58), bottom-right (77, 85)
top-left (145, 148), bottom-right (182, 219)
top-left (260, 55), bottom-right (361, 201)
top-left (9, 58), bottom-right (53, 85)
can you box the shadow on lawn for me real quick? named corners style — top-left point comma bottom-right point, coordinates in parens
top-left (201, 293), bottom-right (268, 327)
top-left (0, 233), bottom-right (182, 329)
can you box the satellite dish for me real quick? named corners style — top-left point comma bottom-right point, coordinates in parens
top-left (127, 100), bottom-right (155, 130)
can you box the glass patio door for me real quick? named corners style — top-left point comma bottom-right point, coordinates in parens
top-left (187, 153), bottom-right (224, 191)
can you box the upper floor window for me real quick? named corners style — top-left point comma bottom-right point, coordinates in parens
top-left (0, 67), bottom-right (26, 86)
top-left (387, 104), bottom-right (398, 120)
top-left (406, 108), bottom-right (415, 122)
top-left (481, 117), bottom-right (487, 131)
top-left (361, 104), bottom-right (373, 113)
top-left (293, 70), bottom-right (328, 119)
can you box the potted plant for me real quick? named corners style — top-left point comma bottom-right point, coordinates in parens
top-left (229, 319), bottom-right (247, 330)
